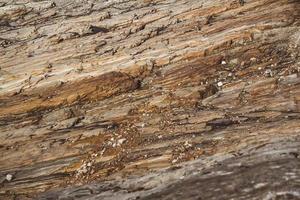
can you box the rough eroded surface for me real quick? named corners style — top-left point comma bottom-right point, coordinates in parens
top-left (0, 0), bottom-right (299, 199)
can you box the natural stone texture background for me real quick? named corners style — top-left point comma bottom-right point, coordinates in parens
top-left (0, 0), bottom-right (299, 199)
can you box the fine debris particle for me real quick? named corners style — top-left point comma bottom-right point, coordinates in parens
top-left (117, 138), bottom-right (126, 145)
top-left (264, 69), bottom-right (273, 77)
top-left (229, 58), bottom-right (238, 65)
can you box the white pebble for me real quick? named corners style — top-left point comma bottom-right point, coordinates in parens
top-left (6, 174), bottom-right (13, 181)
top-left (217, 82), bottom-right (223, 87)
top-left (221, 61), bottom-right (226, 65)
top-left (117, 138), bottom-right (126, 145)
top-left (264, 69), bottom-right (273, 77)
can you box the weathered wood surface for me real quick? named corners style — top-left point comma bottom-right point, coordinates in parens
top-left (0, 0), bottom-right (299, 199)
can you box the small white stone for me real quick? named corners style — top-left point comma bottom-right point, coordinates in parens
top-left (117, 138), bottom-right (126, 145)
top-left (221, 61), bottom-right (226, 65)
top-left (264, 69), bottom-right (273, 77)
top-left (6, 174), bottom-right (13, 181)
top-left (254, 183), bottom-right (267, 189)
top-left (217, 81), bottom-right (223, 87)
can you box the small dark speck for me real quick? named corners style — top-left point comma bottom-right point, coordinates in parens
top-left (289, 152), bottom-right (299, 158)
top-left (89, 25), bottom-right (109, 34)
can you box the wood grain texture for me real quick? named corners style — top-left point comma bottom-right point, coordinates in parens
top-left (0, 0), bottom-right (299, 199)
